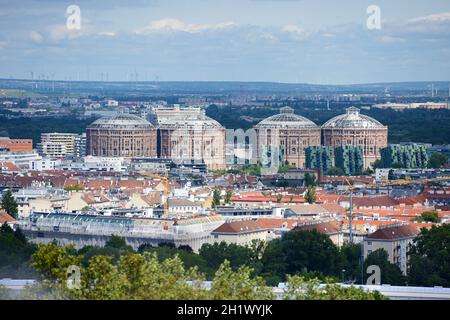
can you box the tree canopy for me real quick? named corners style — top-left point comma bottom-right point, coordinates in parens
top-left (427, 152), bottom-right (448, 169)
top-left (1, 190), bottom-right (18, 219)
top-left (408, 224), bottom-right (450, 287)
top-left (24, 242), bottom-right (386, 300)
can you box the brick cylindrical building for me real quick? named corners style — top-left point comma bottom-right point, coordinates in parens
top-left (86, 114), bottom-right (157, 158)
top-left (155, 107), bottom-right (226, 170)
top-left (321, 107), bottom-right (388, 168)
top-left (254, 107), bottom-right (321, 168)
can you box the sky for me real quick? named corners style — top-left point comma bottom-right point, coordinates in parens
top-left (0, 0), bottom-right (450, 84)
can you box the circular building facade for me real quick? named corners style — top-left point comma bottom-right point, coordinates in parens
top-left (254, 107), bottom-right (321, 168)
top-left (155, 107), bottom-right (226, 170)
top-left (86, 114), bottom-right (157, 158)
top-left (321, 107), bottom-right (388, 167)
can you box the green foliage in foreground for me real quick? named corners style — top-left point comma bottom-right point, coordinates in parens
top-left (0, 223), bottom-right (37, 278)
top-left (23, 243), bottom-right (386, 300)
top-left (0, 285), bottom-right (12, 300)
top-left (282, 276), bottom-right (387, 300)
top-left (408, 224), bottom-right (450, 287)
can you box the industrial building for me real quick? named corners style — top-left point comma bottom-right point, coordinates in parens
top-left (83, 106), bottom-right (388, 171)
top-left (154, 107), bottom-right (226, 170)
top-left (86, 114), bottom-right (157, 158)
top-left (254, 107), bottom-right (321, 168)
top-left (321, 107), bottom-right (388, 168)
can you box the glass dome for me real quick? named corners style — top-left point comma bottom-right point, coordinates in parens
top-left (255, 107), bottom-right (318, 129)
top-left (87, 114), bottom-right (154, 129)
top-left (157, 112), bottom-right (223, 129)
top-left (322, 107), bottom-right (385, 129)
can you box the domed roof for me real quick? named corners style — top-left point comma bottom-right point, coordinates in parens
top-left (156, 110), bottom-right (223, 129)
top-left (255, 107), bottom-right (318, 129)
top-left (322, 107), bottom-right (385, 129)
top-left (87, 113), bottom-right (154, 129)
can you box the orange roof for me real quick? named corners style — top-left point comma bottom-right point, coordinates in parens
top-left (0, 210), bottom-right (15, 223)
top-left (366, 224), bottom-right (419, 240)
top-left (292, 220), bottom-right (342, 235)
top-left (0, 161), bottom-right (19, 171)
top-left (212, 218), bottom-right (305, 234)
top-left (230, 195), bottom-right (305, 203)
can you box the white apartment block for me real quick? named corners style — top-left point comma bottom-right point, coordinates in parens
top-left (39, 132), bottom-right (86, 158)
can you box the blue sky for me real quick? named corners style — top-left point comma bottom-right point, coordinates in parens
top-left (0, 0), bottom-right (450, 84)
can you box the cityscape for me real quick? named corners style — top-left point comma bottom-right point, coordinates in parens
top-left (0, 0), bottom-right (450, 305)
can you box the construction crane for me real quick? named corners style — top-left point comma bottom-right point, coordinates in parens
top-left (343, 175), bottom-right (450, 244)
top-left (137, 170), bottom-right (170, 216)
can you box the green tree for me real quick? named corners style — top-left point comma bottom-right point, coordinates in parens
top-left (427, 152), bottom-right (448, 169)
top-left (31, 244), bottom-right (209, 300)
top-left (259, 238), bottom-right (286, 286)
top-left (261, 230), bottom-right (342, 283)
top-left (278, 163), bottom-right (294, 174)
top-left (140, 245), bottom-right (213, 277)
top-left (391, 162), bottom-right (404, 169)
top-left (105, 235), bottom-right (133, 251)
top-left (326, 167), bottom-right (344, 176)
top-left (64, 185), bottom-right (83, 192)
top-left (209, 260), bottom-right (274, 300)
top-left (224, 190), bottom-right (233, 204)
top-left (212, 189), bottom-right (221, 208)
top-left (305, 186), bottom-right (316, 204)
top-left (0, 285), bottom-right (12, 300)
top-left (243, 164), bottom-right (261, 176)
top-left (304, 172), bottom-right (317, 187)
top-left (0, 223), bottom-right (37, 278)
top-left (363, 249), bottom-right (405, 285)
top-left (282, 275), bottom-right (387, 300)
top-left (340, 243), bottom-right (363, 283)
top-left (371, 159), bottom-right (382, 169)
top-left (1, 190), bottom-right (18, 219)
top-left (408, 224), bottom-right (450, 287)
top-left (415, 211), bottom-right (440, 223)
top-left (362, 167), bottom-right (374, 175)
top-left (276, 194), bottom-right (283, 203)
top-left (199, 242), bottom-right (257, 275)
top-left (388, 169), bottom-right (396, 180)
top-left (29, 244), bottom-right (273, 300)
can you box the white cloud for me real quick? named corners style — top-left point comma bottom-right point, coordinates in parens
top-left (281, 24), bottom-right (305, 35)
top-left (48, 25), bottom-right (84, 41)
top-left (377, 35), bottom-right (406, 44)
top-left (134, 18), bottom-right (238, 34)
top-left (98, 31), bottom-right (116, 37)
top-left (409, 12), bottom-right (450, 23)
top-left (30, 31), bottom-right (43, 43)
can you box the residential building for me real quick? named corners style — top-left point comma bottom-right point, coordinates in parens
top-left (39, 132), bottom-right (86, 157)
top-left (0, 137), bottom-right (33, 152)
top-left (363, 224), bottom-right (420, 275)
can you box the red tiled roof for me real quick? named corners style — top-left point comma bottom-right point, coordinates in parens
top-left (230, 195), bottom-right (305, 203)
top-left (320, 203), bottom-right (347, 215)
top-left (340, 195), bottom-right (399, 208)
top-left (0, 210), bottom-right (15, 223)
top-left (292, 220), bottom-right (342, 235)
top-left (0, 162), bottom-right (19, 171)
top-left (212, 219), bottom-right (269, 234)
top-left (395, 195), bottom-right (427, 205)
top-left (366, 224), bottom-right (419, 240)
